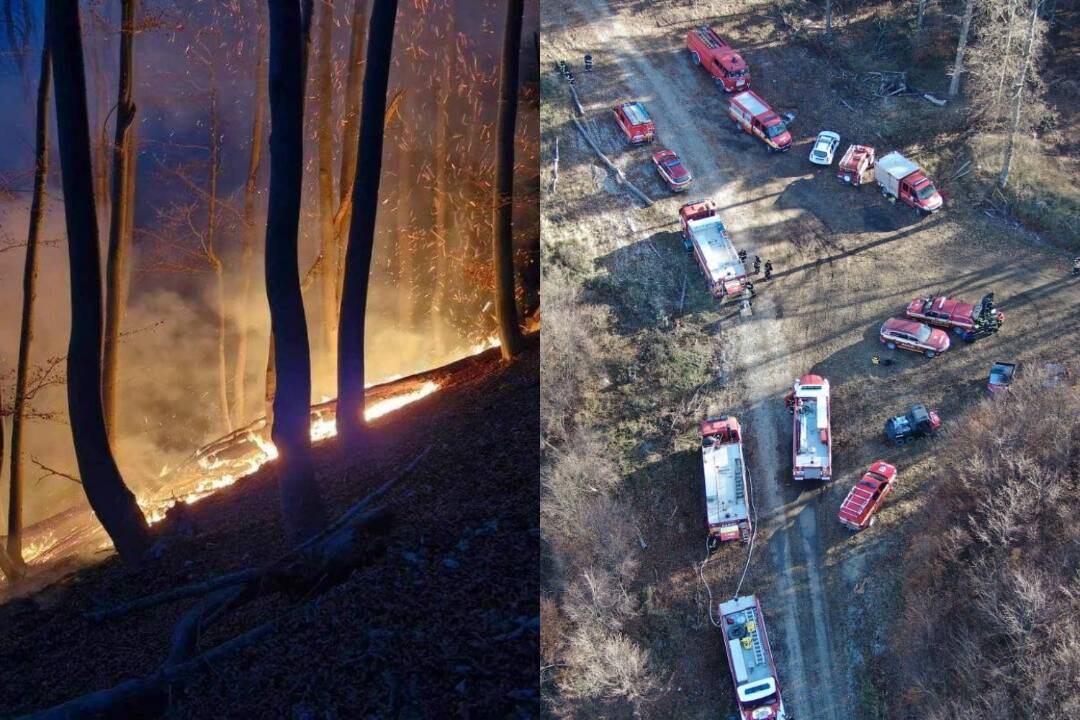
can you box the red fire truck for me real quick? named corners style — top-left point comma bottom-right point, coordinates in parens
top-left (718, 595), bottom-right (790, 720)
top-left (837, 144), bottom-right (875, 187)
top-left (728, 91), bottom-right (791, 152)
top-left (686, 26), bottom-right (750, 92)
top-left (701, 416), bottom-right (752, 548)
top-left (679, 200), bottom-right (748, 301)
top-left (874, 152), bottom-right (943, 214)
top-left (789, 374), bottom-right (832, 481)
top-left (837, 461), bottom-right (897, 531)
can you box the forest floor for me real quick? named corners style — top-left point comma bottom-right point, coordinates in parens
top-left (540, 0), bottom-right (1080, 717)
top-left (0, 334), bottom-right (539, 719)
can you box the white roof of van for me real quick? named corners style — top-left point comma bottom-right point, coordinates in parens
top-left (688, 215), bottom-right (744, 282)
top-left (703, 438), bottom-right (748, 526)
top-left (876, 152), bottom-right (918, 181)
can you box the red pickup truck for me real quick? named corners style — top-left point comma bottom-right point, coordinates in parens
top-left (837, 461), bottom-right (897, 531)
top-left (686, 26), bottom-right (750, 92)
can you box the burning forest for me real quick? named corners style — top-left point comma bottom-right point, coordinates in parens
top-left (0, 0), bottom-right (539, 716)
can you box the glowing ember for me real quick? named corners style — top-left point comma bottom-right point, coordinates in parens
top-left (139, 382), bottom-right (440, 525)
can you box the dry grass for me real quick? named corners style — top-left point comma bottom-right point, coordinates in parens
top-left (894, 371), bottom-right (1080, 719)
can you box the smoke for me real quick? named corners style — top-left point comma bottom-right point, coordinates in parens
top-left (0, 0), bottom-right (540, 530)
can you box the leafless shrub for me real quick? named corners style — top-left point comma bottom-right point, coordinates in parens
top-left (894, 373), bottom-right (1080, 718)
top-left (560, 624), bottom-right (659, 705)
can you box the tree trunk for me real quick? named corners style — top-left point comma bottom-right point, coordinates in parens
top-left (948, 0), bottom-right (975, 97)
top-left (6, 44), bottom-right (52, 567)
top-left (431, 37), bottom-right (452, 356)
top-left (206, 83), bottom-right (232, 434)
top-left (234, 14), bottom-right (268, 426)
top-left (998, 0), bottom-right (1041, 188)
top-left (493, 0), bottom-right (525, 361)
top-left (264, 0), bottom-right (326, 544)
top-left (824, 0), bottom-right (833, 37)
top-left (102, 0), bottom-right (139, 439)
top-left (46, 0), bottom-right (152, 562)
top-left (0, 385), bottom-right (19, 580)
top-left (914, 0), bottom-right (927, 50)
top-left (335, 0), bottom-right (370, 310)
top-left (396, 140), bottom-right (413, 326)
top-left (337, 0), bottom-right (398, 443)
top-left (316, 0), bottom-right (338, 385)
top-left (995, 0), bottom-right (1019, 116)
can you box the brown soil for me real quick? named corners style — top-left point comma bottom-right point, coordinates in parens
top-left (540, 1), bottom-right (1080, 717)
top-left (0, 335), bottom-right (539, 719)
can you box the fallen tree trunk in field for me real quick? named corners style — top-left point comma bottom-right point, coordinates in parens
top-left (571, 116), bottom-right (653, 207)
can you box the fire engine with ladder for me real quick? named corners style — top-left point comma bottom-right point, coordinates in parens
top-left (701, 416), bottom-right (752, 549)
top-left (679, 200), bottom-right (749, 301)
top-left (788, 374), bottom-right (832, 481)
top-left (719, 595), bottom-right (790, 720)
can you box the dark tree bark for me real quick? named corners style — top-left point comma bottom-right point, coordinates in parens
top-left (234, 13), bottom-right (268, 426)
top-left (315, 0), bottom-right (338, 379)
top-left (0, 381), bottom-right (17, 580)
top-left (102, 0), bottom-right (139, 438)
top-left (206, 82), bottom-right (232, 433)
top-left (6, 44), bottom-right (52, 567)
top-left (46, 0), bottom-right (151, 562)
top-left (337, 0), bottom-right (398, 442)
top-left (264, 0), bottom-right (327, 544)
top-left (334, 0), bottom-right (370, 310)
top-left (493, 0), bottom-right (524, 361)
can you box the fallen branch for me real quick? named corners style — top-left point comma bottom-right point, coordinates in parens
top-left (571, 116), bottom-right (652, 207)
top-left (923, 93), bottom-right (947, 107)
top-left (549, 137), bottom-right (559, 194)
top-left (568, 84), bottom-right (584, 117)
top-left (677, 274), bottom-right (687, 314)
top-left (31, 457), bottom-right (81, 486)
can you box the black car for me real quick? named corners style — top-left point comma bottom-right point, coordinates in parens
top-left (884, 403), bottom-right (941, 445)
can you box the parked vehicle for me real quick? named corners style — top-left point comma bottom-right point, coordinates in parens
top-left (988, 361), bottom-right (1016, 394)
top-left (686, 26), bottom-right (750, 92)
top-left (789, 374), bottom-right (832, 481)
top-left (879, 317), bottom-right (950, 358)
top-left (874, 152), bottom-right (943, 214)
top-left (612, 101), bottom-right (656, 144)
top-left (838, 461), bottom-right (897, 531)
top-left (884, 404), bottom-right (941, 445)
top-left (679, 200), bottom-right (749, 300)
top-left (701, 416), bottom-right (752, 549)
top-left (718, 595), bottom-right (790, 720)
top-left (905, 293), bottom-right (1003, 340)
top-left (652, 148), bottom-right (693, 191)
top-left (728, 90), bottom-right (792, 152)
top-left (809, 131), bottom-right (840, 165)
top-left (837, 144), bottom-right (875, 186)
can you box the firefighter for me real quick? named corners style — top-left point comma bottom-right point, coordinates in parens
top-left (737, 249), bottom-right (747, 264)
top-left (784, 390), bottom-right (796, 413)
top-left (763, 260), bottom-right (773, 280)
top-left (753, 255), bottom-right (761, 275)
top-left (1073, 256), bottom-right (1080, 276)
top-left (584, 53), bottom-right (593, 71)
top-left (745, 280), bottom-right (756, 298)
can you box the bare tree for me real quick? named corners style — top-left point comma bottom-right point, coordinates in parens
top-left (233, 12), bottom-right (268, 425)
top-left (46, 0), bottom-right (152, 562)
top-left (337, 0), bottom-right (398, 443)
top-left (948, 0), bottom-right (976, 97)
top-left (315, 0), bottom-right (338, 378)
top-left (101, 0), bottom-right (139, 438)
top-left (824, 0), bottom-right (833, 37)
top-left (914, 0), bottom-right (928, 51)
top-left (998, 0), bottom-right (1044, 187)
top-left (430, 3), bottom-right (456, 355)
top-left (6, 43), bottom-right (51, 568)
top-left (264, 0), bottom-right (327, 543)
top-left (493, 0), bottom-right (525, 361)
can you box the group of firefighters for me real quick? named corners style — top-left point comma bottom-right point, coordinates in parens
top-left (735, 249), bottom-right (773, 309)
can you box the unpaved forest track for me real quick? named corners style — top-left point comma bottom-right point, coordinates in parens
top-left (569, 1), bottom-right (853, 716)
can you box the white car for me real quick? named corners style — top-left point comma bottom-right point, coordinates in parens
top-left (809, 131), bottom-right (840, 166)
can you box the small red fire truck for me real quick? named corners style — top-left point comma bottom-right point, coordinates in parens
top-left (686, 26), bottom-right (750, 92)
top-left (701, 416), bottom-right (752, 548)
top-left (679, 200), bottom-right (749, 301)
top-left (837, 144), bottom-right (875, 187)
top-left (728, 90), bottom-right (791, 152)
top-left (718, 594), bottom-right (790, 720)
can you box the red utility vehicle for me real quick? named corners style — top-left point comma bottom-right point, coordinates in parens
top-left (837, 144), bottom-right (875, 187)
top-left (728, 90), bottom-right (792, 152)
top-left (701, 416), bottom-right (752, 548)
top-left (686, 26), bottom-right (750, 92)
top-left (718, 595), bottom-right (790, 720)
top-left (880, 317), bottom-right (950, 358)
top-left (905, 294), bottom-right (1004, 335)
top-left (837, 461), bottom-right (897, 531)
top-left (679, 200), bottom-right (748, 300)
top-left (874, 152), bottom-right (943, 214)
top-left (652, 149), bottom-right (693, 191)
top-left (612, 101), bottom-right (656, 145)
top-left (789, 374), bottom-right (832, 481)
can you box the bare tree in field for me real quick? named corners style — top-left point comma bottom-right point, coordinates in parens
top-left (493, 0), bottom-right (525, 361)
top-left (6, 43), bottom-right (51, 568)
top-left (101, 0), bottom-right (139, 438)
top-left (998, 0), bottom-right (1044, 187)
top-left (46, 0), bottom-right (151, 562)
top-left (265, 0), bottom-right (327, 543)
top-left (234, 12), bottom-right (268, 425)
top-left (948, 0), bottom-right (976, 97)
top-left (337, 0), bottom-right (398, 443)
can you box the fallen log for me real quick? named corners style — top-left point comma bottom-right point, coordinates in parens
top-left (571, 116), bottom-right (652, 207)
top-left (549, 137), bottom-right (559, 194)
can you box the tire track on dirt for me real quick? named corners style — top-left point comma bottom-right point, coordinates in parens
top-left (569, 2), bottom-right (850, 717)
